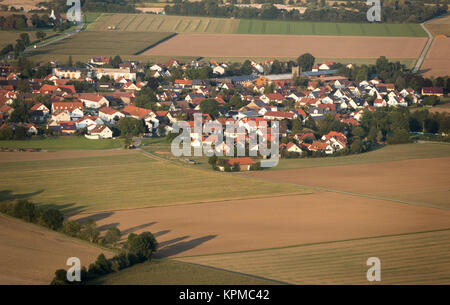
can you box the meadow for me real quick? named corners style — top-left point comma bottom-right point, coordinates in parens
top-left (178, 229), bottom-right (450, 284)
top-left (0, 151), bottom-right (306, 214)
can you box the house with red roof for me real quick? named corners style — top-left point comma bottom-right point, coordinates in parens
top-left (421, 87), bottom-right (443, 96)
top-left (99, 107), bottom-right (125, 125)
top-left (80, 93), bottom-right (109, 109)
top-left (260, 93), bottom-right (285, 104)
top-left (224, 157), bottom-right (256, 171)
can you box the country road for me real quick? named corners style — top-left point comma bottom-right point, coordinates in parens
top-left (412, 22), bottom-right (433, 73)
top-left (24, 21), bottom-right (83, 53)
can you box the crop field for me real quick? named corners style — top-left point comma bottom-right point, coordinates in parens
top-left (421, 37), bottom-right (450, 77)
top-left (274, 143), bottom-right (450, 170)
top-left (425, 13), bottom-right (450, 37)
top-left (0, 214), bottom-right (112, 284)
top-left (143, 33), bottom-right (426, 59)
top-left (0, 151), bottom-right (306, 214)
top-left (0, 136), bottom-right (125, 151)
top-left (237, 19), bottom-right (427, 37)
top-left (178, 229), bottom-right (450, 284)
top-left (71, 191), bottom-right (450, 258)
top-left (91, 13), bottom-right (240, 34)
top-left (27, 31), bottom-right (173, 63)
top-left (92, 259), bottom-right (276, 285)
top-left (90, 13), bottom-right (426, 37)
top-left (246, 157), bottom-right (450, 210)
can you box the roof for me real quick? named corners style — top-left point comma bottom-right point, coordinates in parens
top-left (226, 157), bottom-right (256, 166)
top-left (122, 105), bottom-right (152, 119)
top-left (263, 93), bottom-right (284, 100)
top-left (264, 111), bottom-right (294, 119)
top-left (422, 87), bottom-right (443, 94)
top-left (80, 93), bottom-right (105, 103)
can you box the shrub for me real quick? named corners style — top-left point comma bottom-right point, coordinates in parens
top-left (40, 208), bottom-right (64, 230)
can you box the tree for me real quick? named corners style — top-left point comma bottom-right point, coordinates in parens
top-left (104, 227), bottom-right (121, 246)
top-left (135, 88), bottom-right (157, 109)
top-left (199, 99), bottom-right (219, 118)
top-left (19, 33), bottom-right (30, 46)
top-left (36, 31), bottom-right (46, 41)
top-left (50, 269), bottom-right (69, 285)
top-left (63, 220), bottom-right (81, 237)
top-left (13, 200), bottom-right (38, 222)
top-left (208, 155), bottom-right (218, 169)
top-left (40, 209), bottom-right (64, 230)
top-left (297, 53), bottom-right (315, 71)
top-left (128, 232), bottom-right (158, 261)
top-left (229, 95), bottom-right (244, 109)
top-left (117, 117), bottom-right (145, 138)
top-left (241, 60), bottom-right (253, 75)
top-left (350, 139), bottom-right (363, 154)
top-left (80, 219), bottom-right (100, 243)
top-left (67, 55), bottom-right (73, 67)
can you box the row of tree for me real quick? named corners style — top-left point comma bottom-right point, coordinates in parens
top-left (164, 0), bottom-right (447, 23)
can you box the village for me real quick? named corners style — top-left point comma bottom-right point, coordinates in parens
top-left (0, 56), bottom-right (446, 170)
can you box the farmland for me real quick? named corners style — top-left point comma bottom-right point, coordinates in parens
top-left (421, 37), bottom-right (450, 77)
top-left (92, 259), bottom-right (277, 285)
top-left (89, 13), bottom-right (427, 37)
top-left (0, 151), bottom-right (306, 214)
top-left (0, 136), bottom-right (125, 151)
top-left (143, 33), bottom-right (427, 59)
top-left (71, 191), bottom-right (450, 258)
top-left (245, 156), bottom-right (450, 210)
top-left (27, 30), bottom-right (173, 63)
top-left (0, 213), bottom-right (113, 284)
top-left (274, 142), bottom-right (450, 170)
top-left (237, 19), bottom-right (427, 37)
top-left (178, 229), bottom-right (450, 284)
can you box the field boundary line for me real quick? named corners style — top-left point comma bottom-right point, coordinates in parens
top-left (175, 228), bottom-right (450, 259)
top-left (170, 259), bottom-right (290, 285)
top-left (73, 190), bottom-right (313, 216)
top-left (134, 33), bottom-right (178, 55)
top-left (239, 174), bottom-right (448, 210)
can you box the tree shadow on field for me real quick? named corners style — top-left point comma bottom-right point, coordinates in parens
top-left (75, 212), bottom-right (115, 224)
top-left (121, 221), bottom-right (157, 236)
top-left (153, 229), bottom-right (171, 238)
top-left (155, 235), bottom-right (217, 258)
top-left (0, 189), bottom-right (44, 202)
top-left (40, 202), bottom-right (87, 216)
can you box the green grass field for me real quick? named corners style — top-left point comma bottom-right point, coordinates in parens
top-left (0, 136), bottom-right (124, 151)
top-left (274, 143), bottom-right (450, 170)
top-left (26, 30), bottom-right (173, 63)
top-left (237, 19), bottom-right (427, 37)
top-left (178, 229), bottom-right (450, 284)
top-left (89, 13), bottom-right (427, 37)
top-left (92, 259), bottom-right (277, 285)
top-left (0, 152), bottom-right (307, 214)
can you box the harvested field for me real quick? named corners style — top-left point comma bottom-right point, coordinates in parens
top-left (27, 31), bottom-right (173, 61)
top-left (0, 214), bottom-right (112, 284)
top-left (244, 157), bottom-right (450, 210)
top-left (178, 229), bottom-right (450, 284)
top-left (143, 34), bottom-right (427, 58)
top-left (421, 37), bottom-right (450, 77)
top-left (425, 14), bottom-right (450, 37)
top-left (92, 259), bottom-right (276, 285)
top-left (71, 192), bottom-right (450, 258)
top-left (0, 152), bottom-right (305, 214)
top-left (91, 13), bottom-right (426, 37)
top-left (91, 13), bottom-right (240, 34)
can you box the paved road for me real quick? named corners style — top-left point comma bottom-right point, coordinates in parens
top-left (24, 21), bottom-right (83, 53)
top-left (411, 22), bottom-right (433, 73)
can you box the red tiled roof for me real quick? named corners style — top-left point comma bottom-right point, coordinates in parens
top-left (226, 157), bottom-right (256, 166)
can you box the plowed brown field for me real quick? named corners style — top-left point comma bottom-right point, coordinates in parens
top-left (71, 191), bottom-right (450, 258)
top-left (422, 37), bottom-right (450, 77)
top-left (144, 33), bottom-right (427, 58)
top-left (244, 157), bottom-right (450, 210)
